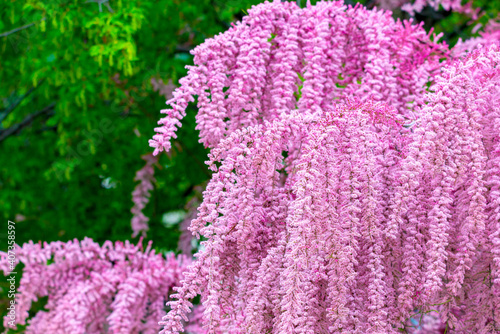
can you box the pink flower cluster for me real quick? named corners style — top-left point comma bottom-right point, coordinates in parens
top-left (388, 45), bottom-right (500, 332)
top-left (131, 153), bottom-right (158, 237)
top-left (399, 0), bottom-right (478, 17)
top-left (151, 78), bottom-right (176, 101)
top-left (149, 1), bottom-right (500, 333)
top-left (0, 238), bottom-right (201, 334)
top-left (149, 0), bottom-right (448, 156)
top-left (160, 100), bottom-right (409, 333)
top-left (453, 20), bottom-right (500, 58)
top-left (178, 186), bottom-right (204, 256)
top-left (374, 0), bottom-right (479, 18)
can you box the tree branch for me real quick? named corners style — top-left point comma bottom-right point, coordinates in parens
top-left (0, 102), bottom-right (56, 142)
top-left (175, 45), bottom-right (192, 53)
top-left (0, 18), bottom-right (46, 38)
top-left (0, 79), bottom-right (45, 123)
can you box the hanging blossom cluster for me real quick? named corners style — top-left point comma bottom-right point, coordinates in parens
top-left (149, 0), bottom-right (448, 155)
top-left (160, 101), bottom-right (413, 334)
top-left (386, 45), bottom-right (500, 332)
top-left (151, 77), bottom-right (176, 102)
top-left (149, 1), bottom-right (500, 333)
top-left (129, 77), bottom-right (176, 237)
top-left (131, 153), bottom-right (158, 237)
top-left (0, 238), bottom-right (205, 334)
top-left (178, 185), bottom-right (205, 256)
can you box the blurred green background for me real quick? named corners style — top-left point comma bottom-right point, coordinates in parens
top-left (0, 0), bottom-right (498, 332)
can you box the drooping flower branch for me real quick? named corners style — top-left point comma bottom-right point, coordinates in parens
top-left (387, 44), bottom-right (500, 332)
top-left (131, 153), bottom-right (158, 238)
top-left (0, 238), bottom-right (199, 334)
top-left (151, 77), bottom-right (176, 101)
top-left (159, 100), bottom-right (411, 333)
top-left (178, 185), bottom-right (204, 256)
top-left (149, 0), bottom-right (448, 156)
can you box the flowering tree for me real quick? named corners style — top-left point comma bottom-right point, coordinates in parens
top-left (149, 0), bottom-right (500, 333)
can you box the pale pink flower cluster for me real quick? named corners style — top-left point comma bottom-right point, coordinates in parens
top-left (159, 46), bottom-right (500, 334)
top-left (399, 0), bottom-right (478, 17)
top-left (151, 78), bottom-right (176, 101)
top-left (374, 0), bottom-right (479, 18)
top-left (453, 20), bottom-right (500, 58)
top-left (178, 187), bottom-right (204, 256)
top-left (388, 45), bottom-right (500, 332)
top-left (131, 153), bottom-right (158, 237)
top-left (0, 238), bottom-right (201, 334)
top-left (149, 1), bottom-right (500, 332)
top-left (375, 0), bottom-right (411, 11)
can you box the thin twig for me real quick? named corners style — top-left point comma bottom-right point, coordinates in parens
top-left (0, 79), bottom-right (45, 123)
top-left (0, 102), bottom-right (56, 142)
top-left (0, 18), bottom-right (46, 38)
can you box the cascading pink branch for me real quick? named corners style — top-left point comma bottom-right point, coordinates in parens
top-left (151, 77), bottom-right (176, 101)
top-left (149, 0), bottom-right (448, 156)
top-left (0, 238), bottom-right (203, 334)
top-left (387, 44), bottom-right (500, 332)
top-left (178, 186), bottom-right (204, 256)
top-left (160, 101), bottom-right (410, 334)
top-left (148, 0), bottom-right (500, 332)
top-left (131, 153), bottom-right (158, 237)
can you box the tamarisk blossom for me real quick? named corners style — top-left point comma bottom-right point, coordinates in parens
top-left (159, 101), bottom-right (411, 334)
top-left (178, 186), bottom-right (204, 255)
top-left (400, 0), bottom-right (479, 18)
top-left (0, 238), bottom-right (203, 334)
top-left (158, 46), bottom-right (500, 334)
top-left (151, 77), bottom-right (176, 101)
top-left (131, 153), bottom-right (158, 237)
top-left (388, 45), bottom-right (500, 332)
top-left (150, 0), bottom-right (500, 332)
top-left (149, 0), bottom-right (448, 156)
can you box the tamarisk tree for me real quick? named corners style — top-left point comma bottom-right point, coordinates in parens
top-left (150, 0), bottom-right (500, 333)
